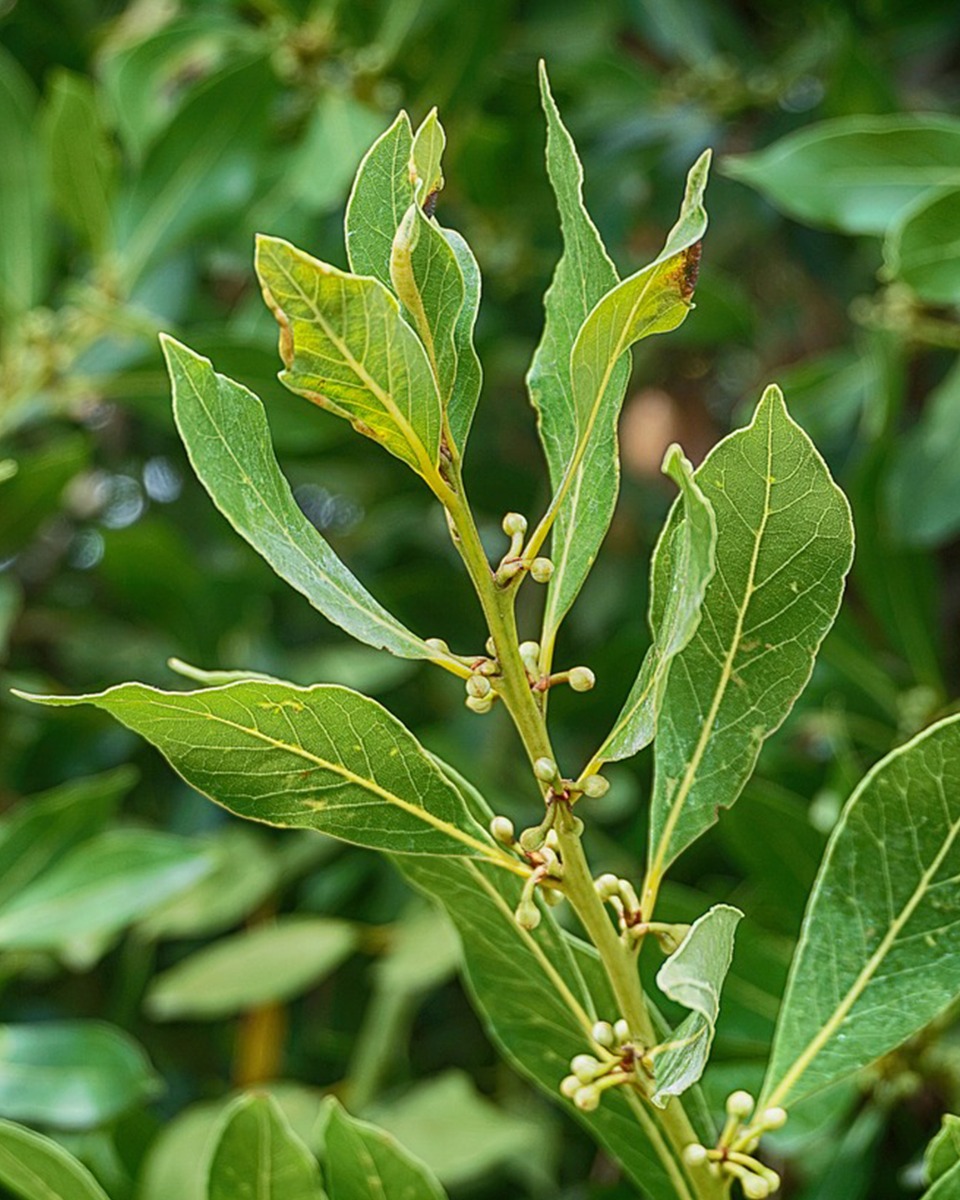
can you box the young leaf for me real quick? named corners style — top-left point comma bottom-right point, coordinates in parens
top-left (526, 64), bottom-right (625, 656)
top-left (255, 235), bottom-right (444, 483)
top-left (207, 1093), bottom-right (325, 1200)
top-left (0, 829), bottom-right (212, 953)
top-left (724, 115), bottom-right (960, 235)
top-left (0, 1119), bottom-right (110, 1200)
top-left (592, 445), bottom-right (716, 767)
top-left (441, 226), bottom-right (483, 451)
top-left (410, 109), bottom-right (445, 202)
top-left (17, 681), bottom-right (503, 860)
top-left (926, 1115), bottom-right (960, 1184)
top-left (645, 387), bottom-right (853, 901)
top-left (345, 112), bottom-right (415, 286)
top-left (760, 713), bottom-right (960, 1109)
top-left (319, 1097), bottom-right (447, 1200)
top-left (884, 187), bottom-right (960, 305)
top-left (162, 337), bottom-right (457, 671)
top-left (0, 1021), bottom-right (159, 1129)
top-left (649, 905), bottom-right (741, 1107)
top-left (537, 143), bottom-right (710, 659)
top-left (145, 916), bottom-right (358, 1020)
top-left (923, 1162), bottom-right (960, 1200)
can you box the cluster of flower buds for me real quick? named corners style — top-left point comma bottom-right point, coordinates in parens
top-left (682, 1090), bottom-right (787, 1197)
top-left (558, 1018), bottom-right (639, 1111)
top-left (495, 513), bottom-right (555, 586)
top-left (594, 872), bottom-right (690, 951)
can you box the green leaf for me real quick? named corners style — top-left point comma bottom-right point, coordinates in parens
top-left (724, 115), bottom-right (960, 235)
top-left (116, 57), bottom-right (272, 286)
top-left (396, 764), bottom-right (714, 1200)
top-left (162, 337), bottom-right (451, 668)
top-left (0, 1119), bottom-right (110, 1200)
top-left (320, 1098), bottom-right (446, 1200)
top-left (923, 1161), bottom-right (960, 1200)
top-left (884, 186), bottom-right (960, 305)
top-left (18, 681), bottom-right (501, 859)
top-left (410, 109), bottom-right (445, 203)
top-left (760, 713), bottom-right (960, 1108)
top-left (593, 445), bottom-right (716, 767)
top-left (0, 766), bottom-right (136, 910)
top-left (207, 1093), bottom-right (325, 1200)
top-left (649, 905), bottom-right (741, 1107)
top-left (0, 1021), bottom-right (159, 1129)
top-left (885, 358), bottom-right (960, 548)
top-left (646, 387), bottom-right (853, 890)
top-left (255, 235), bottom-right (443, 482)
top-left (441, 227), bottom-right (483, 451)
top-left (0, 45), bottom-right (48, 319)
top-left (926, 1115), bottom-right (960, 1184)
top-left (0, 829), bottom-right (211, 954)
top-left (345, 112), bottom-right (415, 287)
top-left (39, 69), bottom-right (116, 255)
top-left (145, 916), bottom-right (359, 1020)
top-left (537, 134), bottom-right (710, 656)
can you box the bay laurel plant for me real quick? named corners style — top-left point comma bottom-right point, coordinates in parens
top-left (20, 64), bottom-right (960, 1200)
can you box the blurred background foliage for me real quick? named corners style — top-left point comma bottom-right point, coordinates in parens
top-left (2, 0), bottom-right (960, 1196)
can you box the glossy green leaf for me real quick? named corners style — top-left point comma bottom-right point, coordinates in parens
top-left (255, 235), bottom-right (443, 481)
top-left (397, 764), bottom-right (714, 1200)
top-left (538, 139), bottom-right (709, 656)
top-left (594, 445), bottom-right (716, 767)
top-left (162, 337), bottom-right (451, 668)
top-left (923, 1161), bottom-right (960, 1200)
top-left (0, 766), bottom-right (136, 909)
top-left (320, 1098), bottom-right (446, 1200)
top-left (0, 1119), bottom-right (110, 1200)
top-left (0, 45), bottom-right (48, 318)
top-left (145, 916), bottom-right (358, 1020)
top-left (724, 115), bottom-right (960, 235)
top-left (885, 358), bottom-right (960, 548)
top-left (0, 1021), bottom-right (159, 1129)
top-left (526, 64), bottom-right (624, 652)
top-left (761, 713), bottom-right (960, 1108)
top-left (39, 70), bottom-right (116, 255)
top-left (345, 113), bottom-right (415, 287)
top-left (647, 387), bottom-right (853, 888)
top-left (117, 57), bottom-right (272, 285)
top-left (884, 188), bottom-right (960, 304)
top-left (19, 681), bottom-right (500, 859)
top-left (207, 1093), bottom-right (325, 1200)
top-left (0, 829), bottom-right (211, 953)
top-left (650, 905), bottom-right (741, 1107)
top-left (926, 1115), bottom-right (960, 1184)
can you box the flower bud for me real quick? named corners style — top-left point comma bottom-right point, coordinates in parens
top-left (574, 1085), bottom-right (600, 1112)
top-left (682, 1144), bottom-right (708, 1167)
top-left (595, 873), bottom-right (620, 900)
top-left (466, 694), bottom-right (493, 714)
top-left (533, 756), bottom-right (557, 782)
top-left (760, 1106), bottom-right (787, 1130)
top-left (466, 674), bottom-right (492, 699)
top-left (530, 557), bottom-right (554, 583)
top-left (581, 774), bottom-right (609, 798)
top-left (726, 1090), bottom-right (755, 1119)
top-left (568, 666), bottom-right (596, 692)
top-left (489, 816), bottom-right (515, 845)
top-left (519, 641), bottom-right (541, 673)
top-left (485, 637), bottom-right (497, 657)
top-left (559, 1074), bottom-right (580, 1098)
top-left (570, 1053), bottom-right (600, 1082)
top-left (742, 1176), bottom-right (769, 1199)
top-left (542, 886), bottom-right (564, 907)
top-left (591, 1021), bottom-right (615, 1049)
top-left (613, 1018), bottom-right (631, 1043)
top-left (519, 825), bottom-right (545, 852)
top-left (425, 637), bottom-right (449, 653)
top-left (502, 512), bottom-right (527, 537)
top-left (515, 895), bottom-right (541, 930)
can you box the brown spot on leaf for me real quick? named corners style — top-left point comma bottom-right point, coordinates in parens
top-left (681, 240), bottom-right (701, 301)
top-left (259, 280), bottom-right (294, 368)
top-left (422, 189), bottom-right (439, 218)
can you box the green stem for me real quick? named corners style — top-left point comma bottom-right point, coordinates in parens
top-left (443, 483), bottom-right (728, 1200)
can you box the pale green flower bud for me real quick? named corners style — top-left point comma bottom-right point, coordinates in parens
top-left (613, 1018), bottom-right (631, 1043)
top-left (489, 816), bottom-right (515, 845)
top-left (742, 1176), bottom-right (769, 1199)
top-left (568, 666), bottom-right (596, 692)
top-left (574, 1084), bottom-right (600, 1112)
top-left (726, 1089), bottom-right (755, 1119)
top-left (530, 557), bottom-right (554, 583)
top-left (466, 694), bottom-right (493, 714)
top-left (591, 1021), bottom-right (615, 1049)
top-left (595, 873), bottom-right (620, 900)
top-left (581, 774), bottom-right (609, 798)
top-left (515, 895), bottom-right (541, 930)
top-left (533, 756), bottom-right (557, 782)
top-left (425, 637), bottom-right (449, 653)
top-left (559, 1074), bottom-right (580, 1098)
top-left (502, 512), bottom-right (527, 537)
top-left (519, 641), bottom-right (541, 673)
top-left (466, 674), bottom-right (492, 699)
top-left (542, 886), bottom-right (564, 907)
top-left (761, 1106), bottom-right (787, 1130)
top-left (682, 1144), bottom-right (708, 1167)
top-left (485, 636), bottom-right (497, 657)
top-left (571, 1053), bottom-right (600, 1082)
